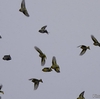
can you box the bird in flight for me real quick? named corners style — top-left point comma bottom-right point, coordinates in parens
top-left (39, 25), bottom-right (49, 34)
top-left (91, 35), bottom-right (100, 47)
top-left (42, 67), bottom-right (52, 72)
top-left (51, 56), bottom-right (60, 73)
top-left (2, 55), bottom-right (11, 61)
top-left (78, 45), bottom-right (90, 55)
top-left (34, 46), bottom-right (47, 66)
top-left (19, 0), bottom-right (29, 17)
top-left (29, 78), bottom-right (43, 90)
top-left (77, 91), bottom-right (85, 99)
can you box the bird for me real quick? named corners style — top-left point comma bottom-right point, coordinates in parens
top-left (29, 78), bottom-right (43, 90)
top-left (91, 35), bottom-right (100, 47)
top-left (19, 0), bottom-right (29, 17)
top-left (51, 56), bottom-right (60, 73)
top-left (78, 45), bottom-right (90, 55)
top-left (39, 25), bottom-right (49, 34)
top-left (2, 55), bottom-right (11, 61)
top-left (34, 46), bottom-right (47, 66)
top-left (42, 67), bottom-right (52, 72)
top-left (0, 85), bottom-right (4, 94)
top-left (77, 91), bottom-right (85, 99)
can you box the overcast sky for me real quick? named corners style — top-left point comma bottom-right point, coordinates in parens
top-left (0, 0), bottom-right (100, 99)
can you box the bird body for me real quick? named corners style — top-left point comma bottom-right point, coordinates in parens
top-left (78, 45), bottom-right (90, 55)
top-left (19, 0), bottom-right (29, 17)
top-left (39, 25), bottom-right (49, 34)
top-left (29, 78), bottom-right (43, 90)
top-left (34, 46), bottom-right (47, 66)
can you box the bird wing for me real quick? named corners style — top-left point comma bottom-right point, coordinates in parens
top-left (80, 49), bottom-right (87, 55)
top-left (91, 35), bottom-right (99, 43)
top-left (21, 0), bottom-right (26, 8)
top-left (52, 56), bottom-right (57, 65)
top-left (77, 45), bottom-right (86, 48)
top-left (0, 85), bottom-right (2, 90)
top-left (41, 58), bottom-right (45, 66)
top-left (41, 25), bottom-right (47, 30)
top-left (79, 91), bottom-right (85, 97)
top-left (34, 82), bottom-right (39, 90)
top-left (77, 45), bottom-right (82, 48)
top-left (55, 67), bottom-right (60, 73)
top-left (23, 10), bottom-right (29, 17)
top-left (34, 46), bottom-right (43, 55)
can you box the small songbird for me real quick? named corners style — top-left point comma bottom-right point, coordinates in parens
top-left (0, 85), bottom-right (4, 94)
top-left (78, 45), bottom-right (90, 56)
top-left (29, 78), bottom-right (43, 90)
top-left (91, 35), bottom-right (100, 47)
top-left (42, 67), bottom-right (52, 72)
top-left (51, 56), bottom-right (60, 73)
top-left (2, 55), bottom-right (11, 61)
top-left (77, 91), bottom-right (85, 99)
top-left (19, 0), bottom-right (29, 17)
top-left (34, 46), bottom-right (47, 66)
top-left (39, 25), bottom-right (49, 34)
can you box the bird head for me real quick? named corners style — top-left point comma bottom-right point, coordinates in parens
top-left (40, 79), bottom-right (43, 83)
top-left (87, 46), bottom-right (90, 50)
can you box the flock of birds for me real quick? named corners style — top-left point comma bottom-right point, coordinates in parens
top-left (0, 0), bottom-right (100, 99)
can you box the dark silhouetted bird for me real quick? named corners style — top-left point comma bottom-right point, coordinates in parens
top-left (19, 0), bottom-right (29, 17)
top-left (91, 35), bottom-right (100, 47)
top-left (42, 67), bottom-right (52, 72)
top-left (39, 25), bottom-right (49, 34)
top-left (29, 78), bottom-right (43, 90)
top-left (34, 46), bottom-right (47, 66)
top-left (77, 91), bottom-right (85, 99)
top-left (78, 45), bottom-right (90, 55)
top-left (0, 85), bottom-right (4, 94)
top-left (3, 55), bottom-right (11, 61)
top-left (51, 56), bottom-right (60, 73)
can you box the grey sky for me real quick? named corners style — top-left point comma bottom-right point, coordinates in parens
top-left (0, 0), bottom-right (100, 99)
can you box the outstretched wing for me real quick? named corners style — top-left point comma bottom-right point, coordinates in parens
top-left (34, 46), bottom-right (43, 55)
top-left (91, 35), bottom-right (99, 43)
top-left (80, 49), bottom-right (86, 55)
top-left (21, 0), bottom-right (26, 8)
top-left (41, 25), bottom-right (47, 30)
top-left (79, 91), bottom-right (85, 98)
top-left (34, 82), bottom-right (39, 90)
top-left (41, 58), bottom-right (45, 66)
top-left (0, 85), bottom-right (2, 90)
top-left (52, 56), bottom-right (57, 65)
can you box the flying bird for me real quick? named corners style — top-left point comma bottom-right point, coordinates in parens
top-left (39, 25), bottom-right (49, 34)
top-left (34, 46), bottom-right (47, 66)
top-left (78, 45), bottom-right (90, 55)
top-left (0, 85), bottom-right (4, 94)
top-left (3, 55), bottom-right (11, 61)
top-left (19, 0), bottom-right (29, 17)
top-left (29, 78), bottom-right (43, 90)
top-left (77, 91), bottom-right (85, 99)
top-left (42, 67), bottom-right (52, 72)
top-left (91, 35), bottom-right (100, 47)
top-left (51, 56), bottom-right (60, 73)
